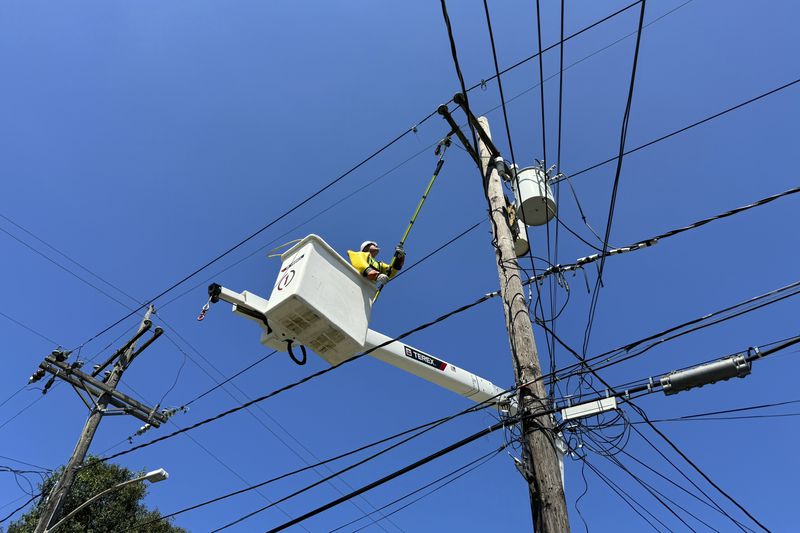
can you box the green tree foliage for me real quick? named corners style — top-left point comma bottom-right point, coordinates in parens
top-left (5, 457), bottom-right (186, 533)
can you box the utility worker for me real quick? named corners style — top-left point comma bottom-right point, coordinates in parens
top-left (347, 241), bottom-right (405, 285)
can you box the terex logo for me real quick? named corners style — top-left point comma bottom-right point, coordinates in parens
top-left (403, 346), bottom-right (447, 371)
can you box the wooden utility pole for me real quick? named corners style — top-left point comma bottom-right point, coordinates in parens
top-left (34, 306), bottom-right (165, 533)
top-left (474, 115), bottom-right (570, 532)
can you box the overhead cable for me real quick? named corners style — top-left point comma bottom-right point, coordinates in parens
top-left (247, 335), bottom-right (794, 533)
top-left (103, 201), bottom-right (800, 463)
top-left (74, 124), bottom-right (432, 351)
top-left (583, 0), bottom-right (647, 354)
top-left (180, 351), bottom-right (278, 409)
top-left (0, 310), bottom-right (60, 346)
top-left (260, 416), bottom-right (519, 533)
top-left (562, 321), bottom-right (773, 531)
top-left (626, 421), bottom-right (753, 532)
top-left (210, 399), bottom-right (494, 531)
top-left (598, 450), bottom-right (706, 532)
top-left (466, 0), bottom-right (644, 93)
top-left (525, 184), bottom-right (800, 287)
top-left (555, 77), bottom-right (800, 183)
top-left (617, 447), bottom-right (752, 531)
top-left (0, 492), bottom-right (40, 525)
top-left (67, 1), bottom-right (662, 351)
top-left (329, 445), bottom-right (505, 533)
top-left (116, 399), bottom-right (498, 532)
top-left (92, 291), bottom-right (500, 465)
top-left (480, 0), bottom-right (556, 384)
top-left (630, 404), bottom-right (769, 532)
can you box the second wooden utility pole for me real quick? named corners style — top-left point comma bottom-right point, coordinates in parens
top-left (476, 116), bottom-right (570, 532)
top-left (34, 306), bottom-right (163, 533)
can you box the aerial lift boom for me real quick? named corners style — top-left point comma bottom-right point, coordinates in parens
top-left (205, 235), bottom-right (515, 415)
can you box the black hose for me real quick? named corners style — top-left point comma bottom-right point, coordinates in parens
top-left (286, 341), bottom-right (307, 366)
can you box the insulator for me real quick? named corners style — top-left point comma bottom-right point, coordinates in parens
top-left (28, 369), bottom-right (46, 384)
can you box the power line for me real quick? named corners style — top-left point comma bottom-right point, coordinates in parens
top-left (466, 0), bottom-right (644, 93)
top-left (439, 0), bottom-right (479, 153)
top-left (143, 3), bottom-right (647, 316)
top-left (74, 124), bottom-right (435, 352)
top-left (626, 420), bottom-right (752, 532)
top-left (256, 339), bottom-right (783, 533)
top-left (534, 0), bottom-right (548, 166)
top-left (617, 447), bottom-right (752, 531)
top-left (0, 455), bottom-right (51, 473)
top-left (630, 404), bottom-right (771, 531)
top-left (116, 399), bottom-right (497, 532)
top-left (480, 0), bottom-right (557, 395)
top-left (61, 0), bottom-right (652, 355)
top-left (210, 402), bottom-right (495, 531)
top-left (642, 412), bottom-right (800, 424)
top-left (392, 221), bottom-right (483, 279)
top-left (329, 445), bottom-right (505, 533)
top-left (122, 382), bottom-right (314, 533)
top-left (558, 320), bottom-right (773, 532)
top-left (0, 212), bottom-right (141, 304)
top-left (92, 289), bottom-right (501, 465)
top-left (125, 346), bottom-right (797, 532)
top-left (0, 386), bottom-right (26, 411)
top-left (146, 328), bottom-right (399, 532)
top-left (583, 0), bottom-right (647, 355)
top-left (598, 450), bottom-right (709, 532)
top-left (0, 492), bottom-right (40, 525)
top-left (181, 351), bottom-right (278, 408)
top-left (556, 77), bottom-right (800, 183)
top-left (0, 226), bottom-right (134, 312)
top-left (663, 398), bottom-right (800, 420)
top-left (572, 454), bottom-right (666, 532)
top-left (0, 396), bottom-right (44, 433)
top-left (551, 0), bottom-right (567, 399)
top-left (573, 282), bottom-right (800, 378)
top-left (125, 222), bottom-right (798, 462)
top-left (0, 310), bottom-right (60, 346)
top-left (0, 219), bottom-right (322, 529)
top-left (260, 416), bottom-right (517, 533)
top-left (2, 212), bottom-right (401, 531)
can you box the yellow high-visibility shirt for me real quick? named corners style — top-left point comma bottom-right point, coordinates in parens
top-left (347, 250), bottom-right (398, 279)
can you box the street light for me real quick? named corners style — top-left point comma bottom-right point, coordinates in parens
top-left (45, 468), bottom-right (169, 532)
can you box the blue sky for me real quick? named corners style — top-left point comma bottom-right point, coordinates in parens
top-left (1, 1), bottom-right (798, 531)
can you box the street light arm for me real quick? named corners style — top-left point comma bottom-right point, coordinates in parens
top-left (45, 469), bottom-right (167, 533)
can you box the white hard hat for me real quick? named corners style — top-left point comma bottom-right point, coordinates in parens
top-left (360, 240), bottom-right (378, 252)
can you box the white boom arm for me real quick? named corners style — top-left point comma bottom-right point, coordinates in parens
top-left (210, 284), bottom-right (515, 415)
top-left (364, 329), bottom-right (515, 414)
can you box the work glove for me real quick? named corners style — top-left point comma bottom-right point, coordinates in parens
top-left (393, 246), bottom-right (406, 269)
top-left (376, 273), bottom-right (389, 286)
